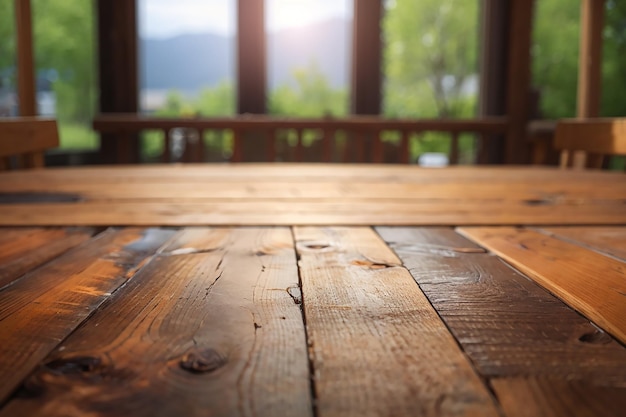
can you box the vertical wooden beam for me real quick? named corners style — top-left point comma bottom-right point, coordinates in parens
top-left (505, 0), bottom-right (535, 164)
top-left (97, 0), bottom-right (139, 163)
top-left (237, 0), bottom-right (266, 161)
top-left (577, 0), bottom-right (604, 118)
top-left (352, 0), bottom-right (382, 115)
top-left (237, 0), bottom-right (266, 114)
top-left (478, 0), bottom-right (509, 164)
top-left (576, 0), bottom-right (605, 169)
top-left (14, 0), bottom-right (36, 116)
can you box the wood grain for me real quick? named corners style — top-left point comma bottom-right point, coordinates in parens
top-left (0, 227), bottom-right (93, 289)
top-left (1, 165), bottom-right (624, 226)
top-left (1, 228), bottom-right (312, 417)
top-left (378, 227), bottom-right (626, 416)
top-left (377, 227), bottom-right (626, 383)
top-left (0, 118), bottom-right (59, 165)
top-left (0, 227), bottom-right (174, 404)
top-left (294, 227), bottom-right (499, 417)
top-left (458, 227), bottom-right (626, 345)
top-left (540, 226), bottom-right (626, 261)
top-left (492, 378), bottom-right (626, 417)
top-left (1, 199), bottom-right (625, 226)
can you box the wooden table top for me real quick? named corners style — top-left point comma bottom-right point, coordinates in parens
top-left (0, 164), bottom-right (625, 416)
top-left (0, 164), bottom-right (625, 225)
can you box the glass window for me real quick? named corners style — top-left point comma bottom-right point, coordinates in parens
top-left (32, 0), bottom-right (98, 150)
top-left (0, 0), bottom-right (17, 117)
top-left (383, 0), bottom-right (480, 119)
top-left (266, 0), bottom-right (352, 117)
top-left (138, 0), bottom-right (236, 117)
top-left (532, 0), bottom-right (580, 119)
top-left (383, 0), bottom-right (480, 164)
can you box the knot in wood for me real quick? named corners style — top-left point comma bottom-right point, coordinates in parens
top-left (578, 330), bottom-right (612, 345)
top-left (180, 348), bottom-right (227, 374)
top-left (44, 356), bottom-right (102, 375)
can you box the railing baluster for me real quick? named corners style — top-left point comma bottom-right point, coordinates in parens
top-left (266, 129), bottom-right (276, 162)
top-left (400, 130), bottom-right (410, 164)
top-left (373, 130), bottom-right (384, 163)
top-left (232, 128), bottom-right (242, 162)
top-left (295, 128), bottom-right (304, 162)
top-left (450, 132), bottom-right (460, 165)
top-left (322, 128), bottom-right (333, 162)
top-left (162, 128), bottom-right (172, 163)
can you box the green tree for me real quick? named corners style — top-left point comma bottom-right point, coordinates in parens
top-left (532, 0), bottom-right (580, 118)
top-left (33, 0), bottom-right (96, 125)
top-left (383, 0), bottom-right (479, 118)
top-left (269, 64), bottom-right (347, 117)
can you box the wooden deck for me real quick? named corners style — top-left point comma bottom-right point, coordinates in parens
top-left (0, 164), bottom-right (625, 416)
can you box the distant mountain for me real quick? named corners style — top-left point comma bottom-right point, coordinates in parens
top-left (139, 18), bottom-right (351, 92)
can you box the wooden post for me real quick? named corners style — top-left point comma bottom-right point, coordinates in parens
top-left (577, 0), bottom-right (604, 118)
top-left (237, 0), bottom-right (266, 114)
top-left (237, 0), bottom-right (266, 161)
top-left (97, 0), bottom-right (139, 163)
top-left (14, 0), bottom-right (36, 116)
top-left (505, 0), bottom-right (535, 164)
top-left (352, 0), bottom-right (382, 115)
top-left (576, 0), bottom-right (605, 168)
top-left (478, 0), bottom-right (509, 164)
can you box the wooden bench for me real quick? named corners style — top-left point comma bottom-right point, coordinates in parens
top-left (0, 117), bottom-right (59, 170)
top-left (555, 118), bottom-right (626, 169)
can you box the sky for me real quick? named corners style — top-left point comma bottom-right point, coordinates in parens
top-left (138, 0), bottom-right (352, 39)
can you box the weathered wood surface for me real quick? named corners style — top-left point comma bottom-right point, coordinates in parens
top-left (0, 228), bottom-right (174, 405)
top-left (1, 165), bottom-right (624, 226)
top-left (0, 227), bottom-right (93, 289)
top-left (458, 227), bottom-right (626, 345)
top-left (294, 227), bottom-right (500, 417)
top-left (540, 226), bottom-right (626, 261)
top-left (378, 227), bottom-right (626, 416)
top-left (492, 378), bottom-right (626, 417)
top-left (1, 228), bottom-right (312, 417)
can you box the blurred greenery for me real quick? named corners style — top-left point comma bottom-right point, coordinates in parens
top-left (1, 0), bottom-right (624, 161)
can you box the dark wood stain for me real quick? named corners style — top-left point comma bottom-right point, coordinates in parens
top-left (377, 226), bottom-right (626, 413)
top-left (0, 192), bottom-right (82, 204)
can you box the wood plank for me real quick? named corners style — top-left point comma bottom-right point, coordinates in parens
top-left (378, 227), bottom-right (626, 416)
top-left (458, 227), bottom-right (626, 345)
top-left (492, 378), bottom-right (626, 417)
top-left (293, 227), bottom-right (500, 417)
top-left (0, 199), bottom-right (625, 226)
top-left (1, 164), bottom-right (621, 183)
top-left (0, 227), bottom-right (175, 404)
top-left (1, 228), bottom-right (312, 417)
top-left (0, 227), bottom-right (94, 289)
top-left (4, 175), bottom-right (626, 201)
top-left (377, 227), bottom-right (626, 383)
top-left (0, 118), bottom-right (59, 160)
top-left (540, 226), bottom-right (626, 261)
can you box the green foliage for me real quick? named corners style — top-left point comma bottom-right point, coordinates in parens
top-left (33, 0), bottom-right (97, 127)
top-left (601, 0), bottom-right (626, 116)
top-left (0, 0), bottom-right (15, 77)
top-left (383, 0), bottom-right (479, 118)
top-left (532, 0), bottom-right (626, 118)
top-left (532, 0), bottom-right (580, 118)
top-left (268, 63), bottom-right (347, 117)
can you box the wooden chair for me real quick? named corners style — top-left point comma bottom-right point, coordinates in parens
top-left (0, 117), bottom-right (59, 170)
top-left (554, 118), bottom-right (626, 169)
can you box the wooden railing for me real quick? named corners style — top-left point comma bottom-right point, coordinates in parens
top-left (93, 114), bottom-right (509, 164)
